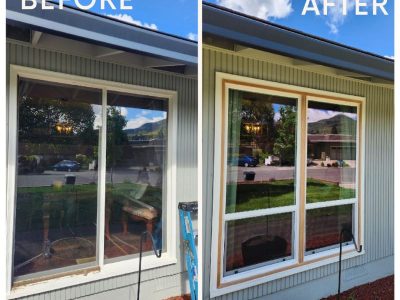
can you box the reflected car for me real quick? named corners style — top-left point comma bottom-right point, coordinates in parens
top-left (238, 155), bottom-right (258, 167)
top-left (53, 160), bottom-right (81, 172)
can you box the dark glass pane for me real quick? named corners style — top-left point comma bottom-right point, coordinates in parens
top-left (305, 205), bottom-right (353, 253)
top-left (306, 101), bottom-right (357, 203)
top-left (225, 213), bottom-right (293, 274)
top-left (104, 91), bottom-right (168, 262)
top-left (226, 89), bottom-right (297, 213)
top-left (14, 78), bottom-right (101, 279)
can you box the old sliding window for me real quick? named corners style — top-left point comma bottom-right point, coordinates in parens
top-left (10, 70), bottom-right (175, 285)
top-left (212, 74), bottom-right (363, 291)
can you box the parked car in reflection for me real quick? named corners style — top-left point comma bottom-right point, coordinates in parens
top-left (239, 155), bottom-right (258, 167)
top-left (52, 160), bottom-right (81, 172)
top-left (229, 155), bottom-right (258, 167)
top-left (228, 155), bottom-right (258, 167)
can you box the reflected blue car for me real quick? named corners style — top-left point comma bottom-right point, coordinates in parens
top-left (53, 160), bottom-right (81, 172)
top-left (229, 155), bottom-right (258, 167)
top-left (238, 155), bottom-right (258, 167)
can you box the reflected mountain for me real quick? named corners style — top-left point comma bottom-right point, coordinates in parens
top-left (308, 114), bottom-right (356, 135)
top-left (124, 119), bottom-right (167, 142)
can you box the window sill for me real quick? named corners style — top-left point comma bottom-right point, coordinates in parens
top-left (8, 254), bottom-right (177, 299)
top-left (211, 247), bottom-right (365, 298)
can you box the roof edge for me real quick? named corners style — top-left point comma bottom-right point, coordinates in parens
top-left (6, 1), bottom-right (198, 66)
top-left (203, 2), bottom-right (393, 81)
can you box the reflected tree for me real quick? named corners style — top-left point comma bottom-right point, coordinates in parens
top-left (273, 105), bottom-right (296, 166)
top-left (106, 107), bottom-right (128, 185)
top-left (18, 96), bottom-right (97, 167)
top-left (19, 97), bottom-right (96, 143)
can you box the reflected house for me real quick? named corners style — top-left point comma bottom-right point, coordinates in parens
top-left (308, 134), bottom-right (356, 161)
top-left (203, 3), bottom-right (393, 300)
top-left (124, 121), bottom-right (167, 169)
top-left (6, 2), bottom-right (197, 300)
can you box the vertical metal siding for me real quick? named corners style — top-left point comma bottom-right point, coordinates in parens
top-left (203, 47), bottom-right (393, 300)
top-left (7, 40), bottom-right (197, 300)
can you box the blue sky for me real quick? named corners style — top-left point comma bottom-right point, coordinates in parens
top-left (56, 0), bottom-right (198, 40)
top-left (206, 0), bottom-right (393, 57)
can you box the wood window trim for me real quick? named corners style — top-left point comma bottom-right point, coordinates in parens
top-left (210, 72), bottom-right (365, 297)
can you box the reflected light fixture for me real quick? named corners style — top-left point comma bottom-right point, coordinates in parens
top-left (244, 122), bottom-right (261, 134)
top-left (55, 122), bottom-right (73, 134)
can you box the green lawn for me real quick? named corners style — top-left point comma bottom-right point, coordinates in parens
top-left (226, 179), bottom-right (356, 213)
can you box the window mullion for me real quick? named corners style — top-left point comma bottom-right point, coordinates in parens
top-left (297, 95), bottom-right (308, 264)
top-left (224, 205), bottom-right (297, 222)
top-left (305, 198), bottom-right (357, 210)
top-left (96, 88), bottom-right (107, 268)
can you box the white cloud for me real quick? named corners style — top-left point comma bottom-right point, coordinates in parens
top-left (187, 32), bottom-right (198, 41)
top-left (217, 0), bottom-right (293, 20)
top-left (318, 0), bottom-right (371, 34)
top-left (125, 116), bottom-right (165, 130)
top-left (117, 107), bottom-right (128, 117)
top-left (308, 109), bottom-right (357, 123)
top-left (385, 55), bottom-right (394, 60)
top-left (107, 13), bottom-right (158, 30)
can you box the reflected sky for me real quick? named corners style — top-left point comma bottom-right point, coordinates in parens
top-left (92, 105), bottom-right (167, 130)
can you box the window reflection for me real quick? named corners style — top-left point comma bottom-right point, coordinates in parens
top-left (306, 205), bottom-right (353, 252)
top-left (14, 78), bottom-right (101, 279)
top-left (305, 101), bottom-right (358, 253)
top-left (225, 213), bottom-right (293, 274)
top-left (306, 101), bottom-right (358, 203)
top-left (104, 92), bottom-right (168, 262)
top-left (226, 90), bottom-right (298, 213)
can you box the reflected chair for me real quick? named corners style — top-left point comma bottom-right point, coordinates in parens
top-left (105, 183), bottom-right (159, 249)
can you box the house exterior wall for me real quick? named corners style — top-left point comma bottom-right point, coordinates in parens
top-left (6, 39), bottom-right (197, 300)
top-left (203, 45), bottom-right (394, 300)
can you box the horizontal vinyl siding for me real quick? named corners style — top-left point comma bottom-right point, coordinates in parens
top-left (6, 40), bottom-right (197, 300)
top-left (203, 47), bottom-right (394, 300)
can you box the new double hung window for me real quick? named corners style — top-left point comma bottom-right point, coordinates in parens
top-left (212, 74), bottom-right (363, 291)
top-left (9, 68), bottom-right (175, 286)
top-left (224, 90), bottom-right (298, 275)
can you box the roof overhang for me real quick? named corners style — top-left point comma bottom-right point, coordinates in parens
top-left (6, 1), bottom-right (197, 68)
top-left (203, 2), bottom-right (393, 81)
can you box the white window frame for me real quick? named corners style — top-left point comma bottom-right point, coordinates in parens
top-left (210, 72), bottom-right (365, 298)
top-left (6, 65), bottom-right (178, 299)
